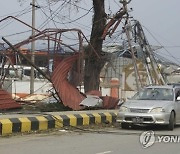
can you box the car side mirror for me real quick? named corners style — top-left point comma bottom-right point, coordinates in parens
top-left (177, 96), bottom-right (180, 101)
top-left (117, 99), bottom-right (125, 107)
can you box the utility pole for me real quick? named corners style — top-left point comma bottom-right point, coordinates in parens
top-left (134, 21), bottom-right (154, 85)
top-left (30, 0), bottom-right (35, 94)
top-left (134, 21), bottom-right (165, 85)
top-left (125, 24), bottom-right (141, 91)
top-left (122, 0), bottom-right (141, 91)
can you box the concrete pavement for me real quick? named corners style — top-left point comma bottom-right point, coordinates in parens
top-left (1, 126), bottom-right (180, 154)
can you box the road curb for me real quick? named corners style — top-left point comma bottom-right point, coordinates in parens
top-left (0, 111), bottom-right (117, 136)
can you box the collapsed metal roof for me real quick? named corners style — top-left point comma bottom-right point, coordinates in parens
top-left (51, 53), bottom-right (85, 110)
top-left (0, 89), bottom-right (21, 110)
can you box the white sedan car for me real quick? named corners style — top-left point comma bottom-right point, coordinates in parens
top-left (117, 84), bottom-right (180, 130)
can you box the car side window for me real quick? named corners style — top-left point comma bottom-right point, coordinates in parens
top-left (175, 89), bottom-right (180, 101)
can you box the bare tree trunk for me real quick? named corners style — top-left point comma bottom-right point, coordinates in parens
top-left (84, 0), bottom-right (106, 93)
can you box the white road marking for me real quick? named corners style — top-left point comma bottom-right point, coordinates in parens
top-left (96, 151), bottom-right (112, 154)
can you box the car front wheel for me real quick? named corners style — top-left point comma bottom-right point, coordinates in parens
top-left (121, 122), bottom-right (129, 129)
top-left (168, 111), bottom-right (175, 131)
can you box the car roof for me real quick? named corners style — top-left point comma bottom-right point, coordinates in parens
top-left (145, 84), bottom-right (180, 89)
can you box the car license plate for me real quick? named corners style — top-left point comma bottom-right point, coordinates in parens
top-left (132, 117), bottom-right (143, 123)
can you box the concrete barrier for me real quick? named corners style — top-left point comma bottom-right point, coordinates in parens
top-left (0, 111), bottom-right (117, 136)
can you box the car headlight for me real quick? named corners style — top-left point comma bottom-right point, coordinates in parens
top-left (150, 107), bottom-right (165, 113)
top-left (119, 106), bottom-right (129, 112)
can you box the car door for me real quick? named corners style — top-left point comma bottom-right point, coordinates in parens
top-left (175, 89), bottom-right (180, 123)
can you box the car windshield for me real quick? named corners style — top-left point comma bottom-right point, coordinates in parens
top-left (131, 88), bottom-right (174, 101)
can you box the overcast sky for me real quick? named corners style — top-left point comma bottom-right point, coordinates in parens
top-left (0, 0), bottom-right (180, 63)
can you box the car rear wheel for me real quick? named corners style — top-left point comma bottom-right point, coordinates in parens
top-left (121, 122), bottom-right (129, 129)
top-left (168, 111), bottom-right (175, 131)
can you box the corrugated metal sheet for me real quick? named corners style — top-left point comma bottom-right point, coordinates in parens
top-left (101, 96), bottom-right (119, 109)
top-left (0, 89), bottom-right (21, 110)
top-left (86, 90), bottom-right (102, 97)
top-left (51, 54), bottom-right (85, 110)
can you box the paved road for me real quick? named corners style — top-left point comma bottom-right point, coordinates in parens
top-left (1, 125), bottom-right (180, 154)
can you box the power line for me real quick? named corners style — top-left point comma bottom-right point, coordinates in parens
top-left (0, 5), bottom-right (31, 18)
top-left (0, 6), bottom-right (32, 30)
top-left (143, 25), bottom-right (180, 65)
top-left (37, 1), bottom-right (66, 30)
top-left (38, 1), bottom-right (92, 33)
top-left (61, 0), bottom-right (94, 12)
top-left (57, 7), bottom-right (93, 24)
top-left (162, 46), bottom-right (180, 48)
top-left (3, 30), bottom-right (31, 37)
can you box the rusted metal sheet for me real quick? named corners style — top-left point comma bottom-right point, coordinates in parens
top-left (0, 89), bottom-right (21, 110)
top-left (101, 96), bottom-right (119, 109)
top-left (86, 90), bottom-right (102, 97)
top-left (51, 54), bottom-right (85, 110)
